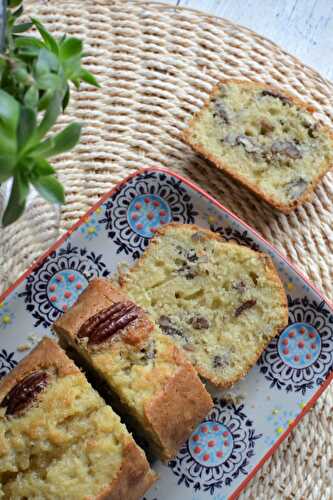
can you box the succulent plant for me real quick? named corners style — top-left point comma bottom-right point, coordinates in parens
top-left (0, 0), bottom-right (99, 226)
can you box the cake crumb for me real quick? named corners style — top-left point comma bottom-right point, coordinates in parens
top-left (17, 343), bottom-right (30, 352)
top-left (114, 261), bottom-right (130, 283)
top-left (27, 333), bottom-right (39, 343)
top-left (221, 388), bottom-right (245, 405)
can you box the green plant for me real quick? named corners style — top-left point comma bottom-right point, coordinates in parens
top-left (0, 0), bottom-right (99, 226)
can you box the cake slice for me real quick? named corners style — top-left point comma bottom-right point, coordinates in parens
top-left (120, 223), bottom-right (288, 388)
top-left (183, 79), bottom-right (333, 212)
top-left (54, 279), bottom-right (213, 461)
top-left (0, 338), bottom-right (156, 500)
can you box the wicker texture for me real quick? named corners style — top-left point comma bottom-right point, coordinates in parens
top-left (0, 1), bottom-right (332, 498)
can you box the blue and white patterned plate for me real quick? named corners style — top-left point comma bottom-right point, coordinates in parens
top-left (1, 168), bottom-right (332, 499)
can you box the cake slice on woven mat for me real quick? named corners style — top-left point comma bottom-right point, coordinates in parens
top-left (0, 338), bottom-right (156, 500)
top-left (54, 278), bottom-right (213, 461)
top-left (120, 223), bottom-right (288, 388)
top-left (182, 79), bottom-right (333, 212)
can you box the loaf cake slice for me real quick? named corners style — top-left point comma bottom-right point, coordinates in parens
top-left (120, 223), bottom-right (288, 388)
top-left (183, 79), bottom-right (333, 212)
top-left (0, 338), bottom-right (156, 500)
top-left (54, 278), bottom-right (213, 461)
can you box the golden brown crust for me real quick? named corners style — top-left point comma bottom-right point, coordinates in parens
top-left (121, 222), bottom-right (289, 388)
top-left (182, 78), bottom-right (333, 213)
top-left (0, 337), bottom-right (78, 402)
top-left (94, 441), bottom-right (157, 500)
top-left (54, 278), bottom-right (152, 348)
top-left (54, 279), bottom-right (118, 340)
top-left (144, 361), bottom-right (212, 460)
top-left (157, 221), bottom-right (224, 242)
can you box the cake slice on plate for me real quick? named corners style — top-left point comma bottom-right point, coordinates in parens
top-left (120, 223), bottom-right (288, 388)
top-left (0, 337), bottom-right (156, 500)
top-left (54, 278), bottom-right (213, 461)
top-left (183, 79), bottom-right (333, 212)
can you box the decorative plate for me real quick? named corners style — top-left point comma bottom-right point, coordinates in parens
top-left (1, 168), bottom-right (332, 500)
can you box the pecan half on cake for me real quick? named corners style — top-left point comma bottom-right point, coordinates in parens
top-left (54, 278), bottom-right (213, 461)
top-left (0, 338), bottom-right (156, 500)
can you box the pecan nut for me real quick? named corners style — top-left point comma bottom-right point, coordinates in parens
top-left (188, 316), bottom-right (210, 330)
top-left (1, 371), bottom-right (48, 417)
top-left (285, 177), bottom-right (308, 200)
top-left (158, 315), bottom-right (184, 338)
top-left (261, 90), bottom-right (291, 105)
top-left (235, 135), bottom-right (260, 154)
top-left (213, 353), bottom-right (229, 369)
top-left (235, 299), bottom-right (257, 317)
top-left (78, 302), bottom-right (140, 346)
top-left (212, 100), bottom-right (230, 124)
top-left (177, 263), bottom-right (198, 280)
top-left (271, 140), bottom-right (302, 159)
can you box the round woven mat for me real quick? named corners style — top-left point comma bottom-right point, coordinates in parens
top-left (0, 1), bottom-right (332, 498)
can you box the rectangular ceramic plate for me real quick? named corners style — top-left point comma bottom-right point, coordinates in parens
top-left (1, 168), bottom-right (332, 500)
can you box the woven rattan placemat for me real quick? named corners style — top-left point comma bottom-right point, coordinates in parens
top-left (0, 1), bottom-right (332, 498)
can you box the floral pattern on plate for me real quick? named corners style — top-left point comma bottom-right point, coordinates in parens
top-left (18, 243), bottom-right (110, 328)
top-left (258, 296), bottom-right (333, 394)
top-left (169, 400), bottom-right (262, 495)
top-left (98, 172), bottom-right (198, 259)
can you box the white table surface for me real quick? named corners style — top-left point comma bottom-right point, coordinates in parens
top-left (158, 0), bottom-right (333, 82)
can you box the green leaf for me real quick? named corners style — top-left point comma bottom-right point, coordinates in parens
top-left (38, 89), bottom-right (53, 110)
top-left (72, 77), bottom-right (80, 90)
top-left (12, 5), bottom-right (23, 18)
top-left (42, 122), bottom-right (81, 158)
top-left (9, 0), bottom-right (23, 7)
top-left (0, 58), bottom-right (7, 80)
top-left (31, 18), bottom-right (58, 55)
top-left (79, 68), bottom-right (100, 87)
top-left (36, 72), bottom-right (62, 91)
top-left (32, 174), bottom-right (64, 204)
top-left (62, 84), bottom-right (70, 110)
top-left (35, 91), bottom-right (61, 140)
top-left (29, 136), bottom-right (52, 157)
top-left (15, 36), bottom-right (44, 49)
top-left (15, 168), bottom-right (29, 204)
top-left (17, 106), bottom-right (36, 150)
top-left (2, 171), bottom-right (28, 226)
top-left (12, 22), bottom-right (33, 33)
top-left (35, 48), bottom-right (59, 75)
top-left (24, 86), bottom-right (39, 108)
top-left (32, 157), bottom-right (55, 176)
top-left (12, 65), bottom-right (30, 85)
top-left (0, 89), bottom-right (19, 134)
top-left (62, 55), bottom-right (81, 80)
top-left (0, 90), bottom-right (19, 153)
top-left (59, 37), bottom-right (82, 60)
top-left (16, 46), bottom-right (41, 58)
top-left (0, 155), bottom-right (16, 182)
